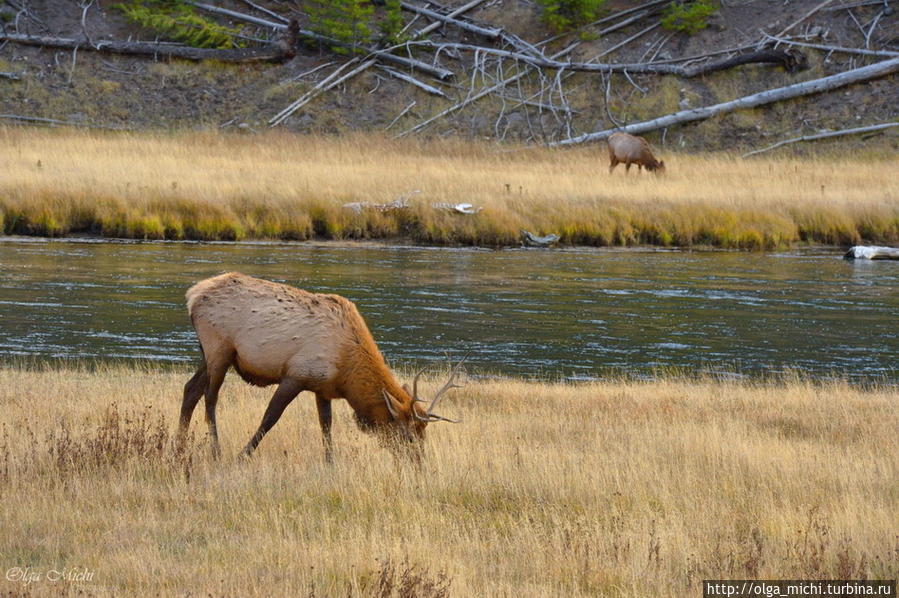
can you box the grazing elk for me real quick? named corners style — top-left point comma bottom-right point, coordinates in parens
top-left (176, 272), bottom-right (465, 462)
top-left (607, 132), bottom-right (666, 175)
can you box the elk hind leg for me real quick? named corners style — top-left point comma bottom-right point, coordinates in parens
top-left (176, 363), bottom-right (208, 451)
top-left (241, 379), bottom-right (303, 457)
top-left (315, 394), bottom-right (333, 463)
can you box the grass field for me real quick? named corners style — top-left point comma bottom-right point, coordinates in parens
top-left (0, 363), bottom-right (896, 597)
top-left (1, 127), bottom-right (897, 248)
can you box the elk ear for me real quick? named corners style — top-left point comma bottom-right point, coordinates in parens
top-left (382, 390), bottom-right (404, 420)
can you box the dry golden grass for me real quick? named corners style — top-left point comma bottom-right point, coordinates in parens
top-left (0, 363), bottom-right (896, 597)
top-left (1, 127), bottom-right (897, 247)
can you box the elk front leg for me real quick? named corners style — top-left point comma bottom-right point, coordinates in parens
top-left (315, 394), bottom-right (333, 463)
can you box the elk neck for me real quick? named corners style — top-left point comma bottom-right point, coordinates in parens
top-left (334, 330), bottom-right (412, 425)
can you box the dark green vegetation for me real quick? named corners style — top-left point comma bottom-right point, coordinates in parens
top-left (114, 0), bottom-right (243, 49)
top-left (661, 0), bottom-right (718, 35)
top-left (536, 0), bottom-right (608, 33)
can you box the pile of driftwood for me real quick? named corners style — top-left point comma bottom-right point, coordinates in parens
top-left (1, 0), bottom-right (897, 145)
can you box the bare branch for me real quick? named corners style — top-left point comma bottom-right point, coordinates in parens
top-left (270, 58), bottom-right (377, 126)
top-left (237, 0), bottom-right (289, 24)
top-left (385, 100), bottom-right (417, 131)
top-left (378, 65), bottom-right (448, 97)
top-left (397, 43), bottom-right (579, 137)
top-left (79, 0), bottom-right (94, 49)
top-left (775, 0), bottom-right (836, 37)
top-left (761, 33), bottom-right (899, 57)
top-left (864, 9), bottom-right (884, 49)
top-left (413, 0), bottom-right (487, 38)
top-left (741, 121), bottom-right (899, 157)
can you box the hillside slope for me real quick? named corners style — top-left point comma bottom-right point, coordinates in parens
top-left (0, 0), bottom-right (897, 153)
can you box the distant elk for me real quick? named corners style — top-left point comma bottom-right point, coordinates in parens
top-left (176, 272), bottom-right (465, 462)
top-left (607, 132), bottom-right (666, 175)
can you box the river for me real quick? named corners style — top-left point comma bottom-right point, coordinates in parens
top-left (0, 238), bottom-right (896, 382)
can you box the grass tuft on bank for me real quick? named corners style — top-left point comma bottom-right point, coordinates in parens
top-left (0, 363), bottom-right (896, 596)
top-left (1, 128), bottom-right (897, 248)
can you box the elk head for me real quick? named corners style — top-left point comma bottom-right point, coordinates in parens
top-left (381, 354), bottom-right (468, 454)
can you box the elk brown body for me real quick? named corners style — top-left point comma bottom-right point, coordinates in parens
top-left (607, 132), bottom-right (666, 174)
top-left (176, 272), bottom-right (462, 461)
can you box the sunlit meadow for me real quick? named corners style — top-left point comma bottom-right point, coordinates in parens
top-left (2, 127), bottom-right (897, 247)
top-left (0, 364), bottom-right (896, 597)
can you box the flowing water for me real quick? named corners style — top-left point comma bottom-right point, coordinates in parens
top-left (0, 238), bottom-right (896, 382)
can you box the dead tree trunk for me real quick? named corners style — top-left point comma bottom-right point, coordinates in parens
top-left (552, 57), bottom-right (899, 145)
top-left (393, 1), bottom-right (501, 39)
top-left (417, 43), bottom-right (808, 77)
top-left (0, 32), bottom-right (294, 62)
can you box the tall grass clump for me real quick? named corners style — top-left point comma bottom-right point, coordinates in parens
top-left (1, 127), bottom-right (897, 248)
top-left (0, 363), bottom-right (896, 596)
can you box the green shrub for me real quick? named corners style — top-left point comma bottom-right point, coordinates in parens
top-left (114, 0), bottom-right (242, 49)
top-left (303, 0), bottom-right (374, 54)
top-left (661, 0), bottom-right (718, 35)
top-left (536, 0), bottom-right (607, 33)
top-left (379, 0), bottom-right (406, 45)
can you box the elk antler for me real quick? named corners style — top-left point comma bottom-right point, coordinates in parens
top-left (411, 366), bottom-right (427, 403)
top-left (413, 353), bottom-right (469, 423)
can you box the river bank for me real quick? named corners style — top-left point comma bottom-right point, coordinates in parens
top-left (2, 128), bottom-right (897, 249)
top-left (0, 363), bottom-right (896, 597)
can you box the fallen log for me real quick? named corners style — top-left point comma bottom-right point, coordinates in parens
top-left (392, 0), bottom-right (543, 58)
top-left (377, 66), bottom-right (448, 97)
top-left (825, 0), bottom-right (888, 10)
top-left (843, 246), bottom-right (899, 260)
top-left (742, 122), bottom-right (899, 157)
top-left (522, 230), bottom-right (560, 247)
top-left (0, 113), bottom-right (129, 129)
top-left (552, 57), bottom-right (899, 145)
top-left (540, 0), bottom-right (670, 45)
top-left (395, 1), bottom-right (501, 40)
top-left (0, 72), bottom-right (20, 80)
top-left (0, 31), bottom-right (294, 62)
top-left (413, 0), bottom-right (489, 38)
top-left (414, 42), bottom-right (808, 77)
